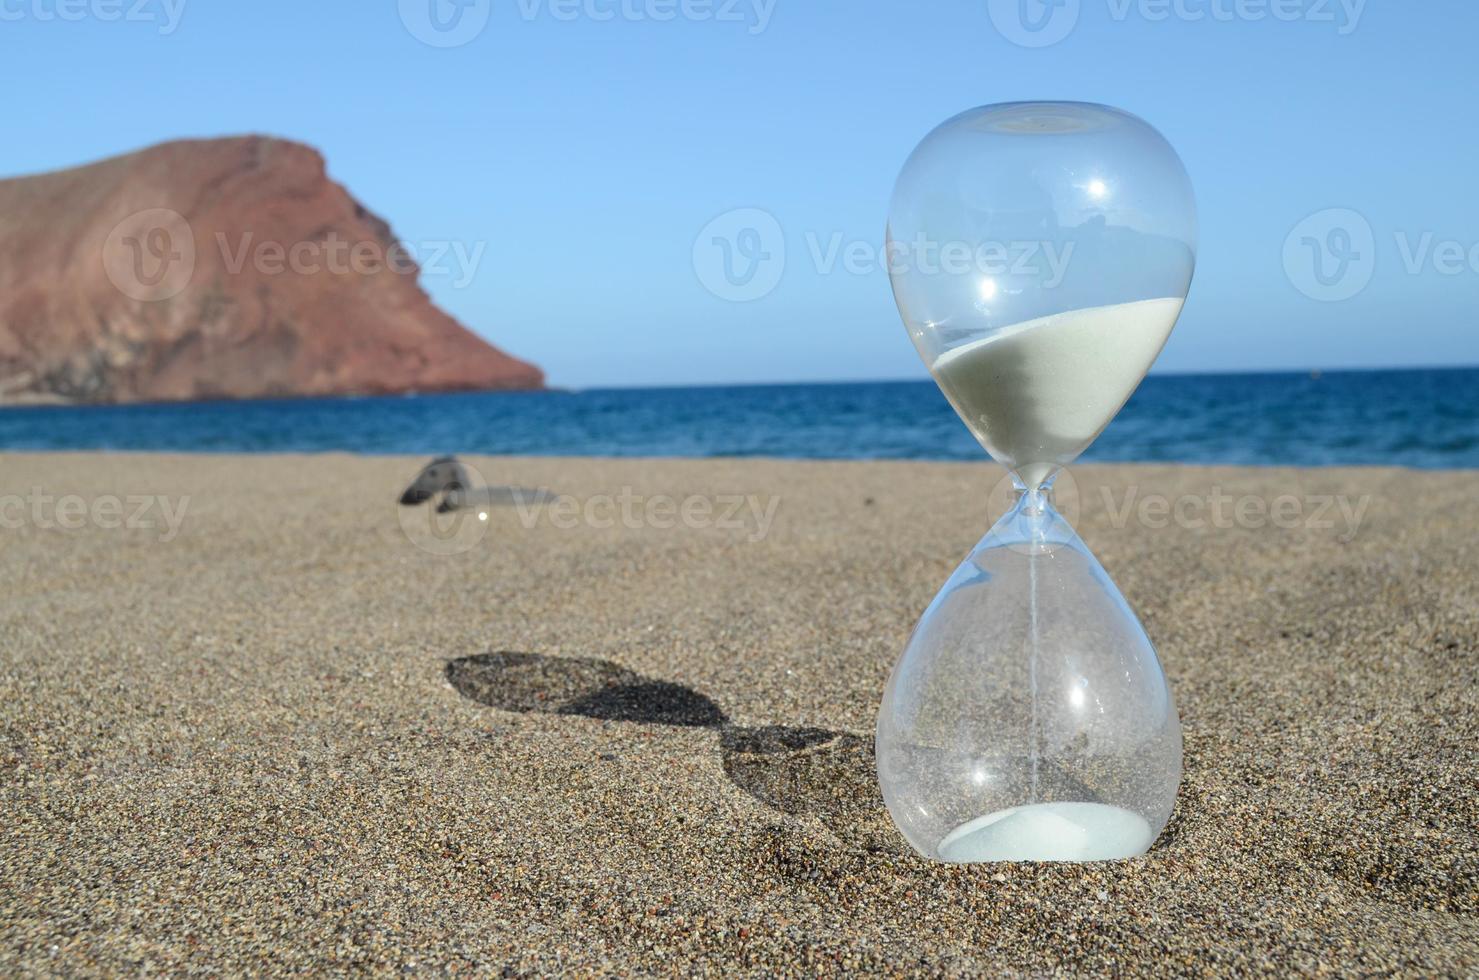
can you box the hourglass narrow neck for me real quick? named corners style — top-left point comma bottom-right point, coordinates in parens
top-left (1015, 484), bottom-right (1053, 514)
top-left (1014, 485), bottom-right (1054, 535)
top-left (992, 476), bottom-right (1068, 553)
top-left (1011, 467), bottom-right (1060, 514)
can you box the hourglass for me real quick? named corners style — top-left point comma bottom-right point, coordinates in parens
top-left (876, 103), bottom-right (1196, 862)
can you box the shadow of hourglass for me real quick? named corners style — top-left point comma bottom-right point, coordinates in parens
top-left (444, 652), bottom-right (903, 854)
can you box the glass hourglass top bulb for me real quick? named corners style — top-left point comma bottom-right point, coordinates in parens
top-left (887, 101), bottom-right (1197, 487)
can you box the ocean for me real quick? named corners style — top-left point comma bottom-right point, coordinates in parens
top-left (0, 367), bottom-right (1474, 469)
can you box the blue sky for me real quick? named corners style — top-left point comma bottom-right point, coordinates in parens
top-left (3, 1), bottom-right (1476, 387)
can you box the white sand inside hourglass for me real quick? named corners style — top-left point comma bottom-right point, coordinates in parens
top-left (936, 801), bottom-right (1154, 863)
top-left (931, 298), bottom-right (1184, 488)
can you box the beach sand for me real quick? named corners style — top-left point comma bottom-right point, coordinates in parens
top-left (1, 453), bottom-right (1475, 975)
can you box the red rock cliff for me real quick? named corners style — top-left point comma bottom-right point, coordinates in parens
top-left (0, 136), bottom-right (543, 403)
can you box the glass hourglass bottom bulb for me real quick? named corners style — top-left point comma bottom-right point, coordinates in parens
top-left (876, 488), bottom-right (1181, 863)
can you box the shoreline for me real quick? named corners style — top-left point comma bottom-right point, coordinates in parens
top-left (1, 369), bottom-right (1475, 473)
top-left (0, 448), bottom-right (1474, 481)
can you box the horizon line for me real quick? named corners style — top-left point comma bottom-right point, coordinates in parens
top-left (568, 363), bottom-right (1479, 393)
